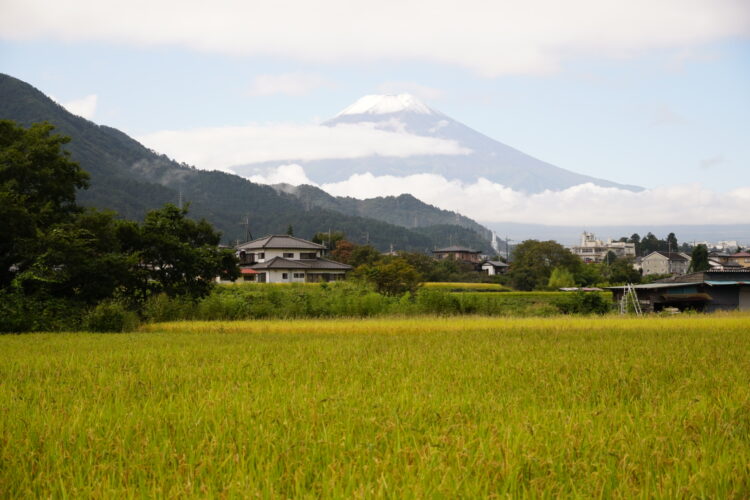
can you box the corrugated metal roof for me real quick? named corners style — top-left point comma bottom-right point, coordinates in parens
top-left (607, 282), bottom-right (702, 290)
top-left (705, 281), bottom-right (750, 286)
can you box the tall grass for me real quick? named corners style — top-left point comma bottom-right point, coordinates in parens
top-left (1, 314), bottom-right (749, 497)
top-left (142, 282), bottom-right (606, 322)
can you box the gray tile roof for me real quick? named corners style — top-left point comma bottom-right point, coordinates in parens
top-left (237, 235), bottom-right (326, 251)
top-left (248, 257), bottom-right (352, 271)
top-left (646, 251), bottom-right (690, 262)
top-left (484, 260), bottom-right (509, 267)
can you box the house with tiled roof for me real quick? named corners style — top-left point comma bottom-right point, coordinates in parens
top-left (729, 252), bottom-right (750, 269)
top-left (640, 251), bottom-right (692, 276)
top-left (481, 260), bottom-right (509, 275)
top-left (235, 235), bottom-right (352, 283)
top-left (432, 245), bottom-right (482, 264)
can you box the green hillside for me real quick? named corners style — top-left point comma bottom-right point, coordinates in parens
top-left (276, 184), bottom-right (493, 242)
top-left (0, 73), bottom-right (494, 253)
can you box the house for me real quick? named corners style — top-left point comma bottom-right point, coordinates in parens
top-left (432, 245), bottom-right (482, 264)
top-left (608, 269), bottom-right (750, 312)
top-left (481, 260), bottom-right (509, 275)
top-left (708, 252), bottom-right (742, 270)
top-left (570, 232), bottom-right (636, 263)
top-left (235, 235), bottom-right (352, 283)
top-left (640, 251), bottom-right (691, 276)
top-left (728, 251), bottom-right (750, 269)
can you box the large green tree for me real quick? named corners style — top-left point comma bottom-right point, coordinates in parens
top-left (138, 204), bottom-right (239, 299)
top-left (1, 121), bottom-right (238, 305)
top-left (509, 240), bottom-right (582, 291)
top-left (14, 210), bottom-right (141, 303)
top-left (689, 244), bottom-right (710, 272)
top-left (0, 120), bottom-right (89, 287)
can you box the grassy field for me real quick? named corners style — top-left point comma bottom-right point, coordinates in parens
top-left (2, 314), bottom-right (750, 497)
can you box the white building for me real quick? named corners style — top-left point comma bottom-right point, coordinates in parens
top-left (481, 260), bottom-right (509, 276)
top-left (236, 235), bottom-right (352, 283)
top-left (570, 232), bottom-right (636, 263)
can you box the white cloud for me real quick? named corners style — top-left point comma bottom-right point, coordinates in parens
top-left (53, 94), bottom-right (98, 119)
top-left (376, 82), bottom-right (444, 101)
top-left (2, 1), bottom-right (747, 76)
top-left (137, 123), bottom-right (470, 172)
top-left (247, 72), bottom-right (330, 96)
top-left (248, 164), bottom-right (315, 185)
top-left (248, 165), bottom-right (750, 226)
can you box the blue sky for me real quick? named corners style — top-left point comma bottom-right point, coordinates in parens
top-left (1, 0), bottom-right (748, 227)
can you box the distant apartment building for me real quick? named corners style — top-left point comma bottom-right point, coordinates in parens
top-left (570, 232), bottom-right (636, 263)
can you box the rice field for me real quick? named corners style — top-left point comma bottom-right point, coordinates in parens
top-left (2, 314), bottom-right (750, 497)
top-left (423, 282), bottom-right (512, 292)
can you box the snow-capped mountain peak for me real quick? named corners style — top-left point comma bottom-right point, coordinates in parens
top-left (335, 94), bottom-right (438, 117)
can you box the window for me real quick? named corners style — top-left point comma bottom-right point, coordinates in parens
top-left (293, 272), bottom-right (304, 279)
top-left (282, 273), bottom-right (288, 280)
top-left (300, 252), bottom-right (317, 259)
top-left (283, 252), bottom-right (294, 258)
top-left (258, 253), bottom-right (264, 259)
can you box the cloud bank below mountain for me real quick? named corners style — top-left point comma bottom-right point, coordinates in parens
top-left (138, 123), bottom-right (470, 173)
top-left (248, 164), bottom-right (750, 227)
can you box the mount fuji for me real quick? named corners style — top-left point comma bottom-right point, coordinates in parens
top-left (232, 94), bottom-right (641, 193)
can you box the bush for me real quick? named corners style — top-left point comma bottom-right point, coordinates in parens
top-left (84, 301), bottom-right (140, 332)
top-left (142, 293), bottom-right (195, 322)
top-left (0, 291), bottom-right (87, 332)
top-left (554, 291), bottom-right (612, 315)
top-left (415, 289), bottom-right (461, 315)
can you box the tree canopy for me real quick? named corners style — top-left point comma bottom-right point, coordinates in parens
top-left (0, 120), bottom-right (89, 287)
top-left (690, 244), bottom-right (710, 272)
top-left (1, 121), bottom-right (238, 317)
top-left (509, 240), bottom-right (582, 291)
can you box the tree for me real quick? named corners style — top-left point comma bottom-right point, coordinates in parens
top-left (640, 232), bottom-right (660, 255)
top-left (509, 240), bottom-right (582, 291)
top-left (604, 250), bottom-right (618, 265)
top-left (547, 267), bottom-right (576, 289)
top-left (355, 257), bottom-right (422, 296)
top-left (689, 244), bottom-right (710, 272)
top-left (286, 224), bottom-right (294, 236)
top-left (138, 204), bottom-right (239, 299)
top-left (312, 231), bottom-right (344, 250)
top-left (628, 233), bottom-right (641, 256)
top-left (349, 244), bottom-right (381, 268)
top-left (330, 239), bottom-right (355, 264)
top-left (0, 120), bottom-right (89, 287)
top-left (667, 232), bottom-right (678, 253)
top-left (608, 257), bottom-right (641, 284)
top-left (14, 209), bottom-right (141, 304)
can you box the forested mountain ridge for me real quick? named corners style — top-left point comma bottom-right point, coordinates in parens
top-left (274, 184), bottom-right (493, 241)
top-left (0, 73), bottom-right (493, 253)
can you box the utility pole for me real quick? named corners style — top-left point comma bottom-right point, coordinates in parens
top-left (238, 214), bottom-right (252, 243)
